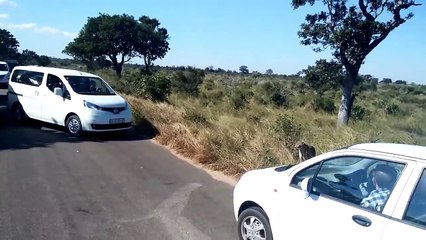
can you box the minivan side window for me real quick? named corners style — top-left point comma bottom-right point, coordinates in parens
top-left (403, 169), bottom-right (426, 228)
top-left (46, 74), bottom-right (64, 93)
top-left (11, 70), bottom-right (43, 87)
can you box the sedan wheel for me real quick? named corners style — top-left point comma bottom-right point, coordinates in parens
top-left (238, 207), bottom-right (273, 240)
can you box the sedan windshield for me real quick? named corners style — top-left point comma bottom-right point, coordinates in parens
top-left (65, 76), bottom-right (115, 95)
top-left (0, 64), bottom-right (8, 72)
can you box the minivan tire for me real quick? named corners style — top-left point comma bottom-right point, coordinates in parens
top-left (238, 207), bottom-right (273, 240)
top-left (12, 103), bottom-right (26, 124)
top-left (66, 115), bottom-right (82, 137)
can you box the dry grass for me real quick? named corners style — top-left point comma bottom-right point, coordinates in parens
top-left (123, 90), bottom-right (424, 178)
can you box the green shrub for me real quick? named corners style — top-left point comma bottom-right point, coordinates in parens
top-left (351, 105), bottom-right (370, 121)
top-left (272, 114), bottom-right (302, 148)
top-left (230, 89), bottom-right (251, 110)
top-left (385, 102), bottom-right (400, 115)
top-left (171, 69), bottom-right (205, 96)
top-left (312, 95), bottom-right (336, 113)
top-left (270, 91), bottom-right (288, 107)
top-left (143, 72), bottom-right (172, 102)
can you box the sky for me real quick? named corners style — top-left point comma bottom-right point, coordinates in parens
top-left (0, 0), bottom-right (425, 84)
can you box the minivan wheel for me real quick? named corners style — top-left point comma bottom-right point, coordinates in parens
top-left (66, 115), bottom-right (82, 137)
top-left (238, 207), bottom-right (273, 240)
top-left (12, 103), bottom-right (26, 123)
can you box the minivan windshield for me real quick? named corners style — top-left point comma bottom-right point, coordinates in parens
top-left (0, 63), bottom-right (8, 72)
top-left (65, 76), bottom-right (116, 95)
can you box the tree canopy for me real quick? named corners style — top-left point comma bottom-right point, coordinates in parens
top-left (63, 14), bottom-right (169, 76)
top-left (17, 49), bottom-right (51, 66)
top-left (292, 0), bottom-right (421, 125)
top-left (136, 16), bottom-right (170, 73)
top-left (303, 59), bottom-right (344, 95)
top-left (239, 65), bottom-right (249, 74)
top-left (0, 28), bottom-right (19, 59)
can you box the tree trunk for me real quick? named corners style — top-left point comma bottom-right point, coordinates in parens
top-left (109, 55), bottom-right (122, 77)
top-left (114, 64), bottom-right (122, 77)
top-left (337, 74), bottom-right (356, 126)
top-left (143, 56), bottom-right (151, 73)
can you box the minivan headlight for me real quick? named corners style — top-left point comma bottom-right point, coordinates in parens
top-left (83, 100), bottom-right (101, 110)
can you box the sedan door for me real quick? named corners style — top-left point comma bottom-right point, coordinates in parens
top-left (381, 165), bottom-right (426, 239)
top-left (278, 155), bottom-right (413, 240)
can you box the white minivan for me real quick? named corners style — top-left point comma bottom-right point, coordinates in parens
top-left (0, 61), bottom-right (10, 89)
top-left (7, 66), bottom-right (132, 136)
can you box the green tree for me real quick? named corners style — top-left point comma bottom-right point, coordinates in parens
top-left (18, 49), bottom-right (40, 65)
top-left (266, 69), bottom-right (274, 75)
top-left (381, 78), bottom-right (393, 84)
top-left (303, 59), bottom-right (344, 95)
top-left (135, 16), bottom-right (170, 73)
top-left (38, 55), bottom-right (51, 66)
top-left (0, 28), bottom-right (19, 59)
top-left (64, 13), bottom-right (140, 77)
top-left (239, 65), bottom-right (249, 74)
top-left (292, 0), bottom-right (421, 126)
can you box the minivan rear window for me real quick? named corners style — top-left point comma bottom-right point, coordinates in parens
top-left (11, 70), bottom-right (44, 86)
top-left (65, 76), bottom-right (115, 95)
top-left (0, 63), bottom-right (9, 71)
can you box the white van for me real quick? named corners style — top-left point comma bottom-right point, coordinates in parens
top-left (7, 66), bottom-right (132, 136)
top-left (0, 61), bottom-right (10, 89)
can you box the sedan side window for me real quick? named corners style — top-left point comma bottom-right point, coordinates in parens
top-left (290, 163), bottom-right (321, 188)
top-left (296, 156), bottom-right (404, 212)
top-left (403, 169), bottom-right (426, 228)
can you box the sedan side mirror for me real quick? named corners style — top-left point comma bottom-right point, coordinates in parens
top-left (54, 87), bottom-right (63, 97)
top-left (301, 178), bottom-right (313, 199)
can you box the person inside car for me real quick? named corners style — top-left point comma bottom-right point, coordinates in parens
top-left (360, 164), bottom-right (398, 212)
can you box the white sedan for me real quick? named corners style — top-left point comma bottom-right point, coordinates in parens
top-left (233, 143), bottom-right (426, 240)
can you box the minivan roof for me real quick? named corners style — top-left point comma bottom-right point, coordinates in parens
top-left (349, 143), bottom-right (426, 161)
top-left (13, 66), bottom-right (99, 78)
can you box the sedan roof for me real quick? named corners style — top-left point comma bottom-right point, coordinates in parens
top-left (349, 143), bottom-right (426, 161)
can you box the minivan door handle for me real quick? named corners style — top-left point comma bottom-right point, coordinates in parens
top-left (352, 215), bottom-right (371, 227)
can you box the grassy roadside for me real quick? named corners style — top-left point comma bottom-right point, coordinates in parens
top-left (92, 67), bottom-right (425, 178)
top-left (125, 92), bottom-right (425, 177)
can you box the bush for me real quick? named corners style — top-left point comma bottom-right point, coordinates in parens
top-left (270, 91), bottom-right (288, 107)
top-left (351, 105), bottom-right (370, 121)
top-left (253, 81), bottom-right (289, 107)
top-left (312, 95), bottom-right (336, 113)
top-left (143, 72), bottom-right (172, 102)
top-left (230, 89), bottom-right (250, 110)
top-left (385, 102), bottom-right (400, 115)
top-left (171, 68), bottom-right (205, 96)
top-left (272, 114), bottom-right (302, 148)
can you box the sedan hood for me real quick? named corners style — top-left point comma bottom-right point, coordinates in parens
top-left (241, 166), bottom-right (285, 184)
top-left (82, 94), bottom-right (126, 108)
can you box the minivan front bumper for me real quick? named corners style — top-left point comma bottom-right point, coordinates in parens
top-left (79, 108), bottom-right (133, 132)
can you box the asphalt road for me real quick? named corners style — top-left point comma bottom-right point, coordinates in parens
top-left (0, 89), bottom-right (237, 240)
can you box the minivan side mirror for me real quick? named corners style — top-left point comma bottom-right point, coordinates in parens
top-left (301, 178), bottom-right (313, 199)
top-left (54, 87), bottom-right (63, 97)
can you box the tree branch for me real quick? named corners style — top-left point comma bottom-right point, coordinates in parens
top-left (375, 0), bottom-right (389, 19)
top-left (394, 2), bottom-right (422, 23)
top-left (359, 0), bottom-right (374, 21)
